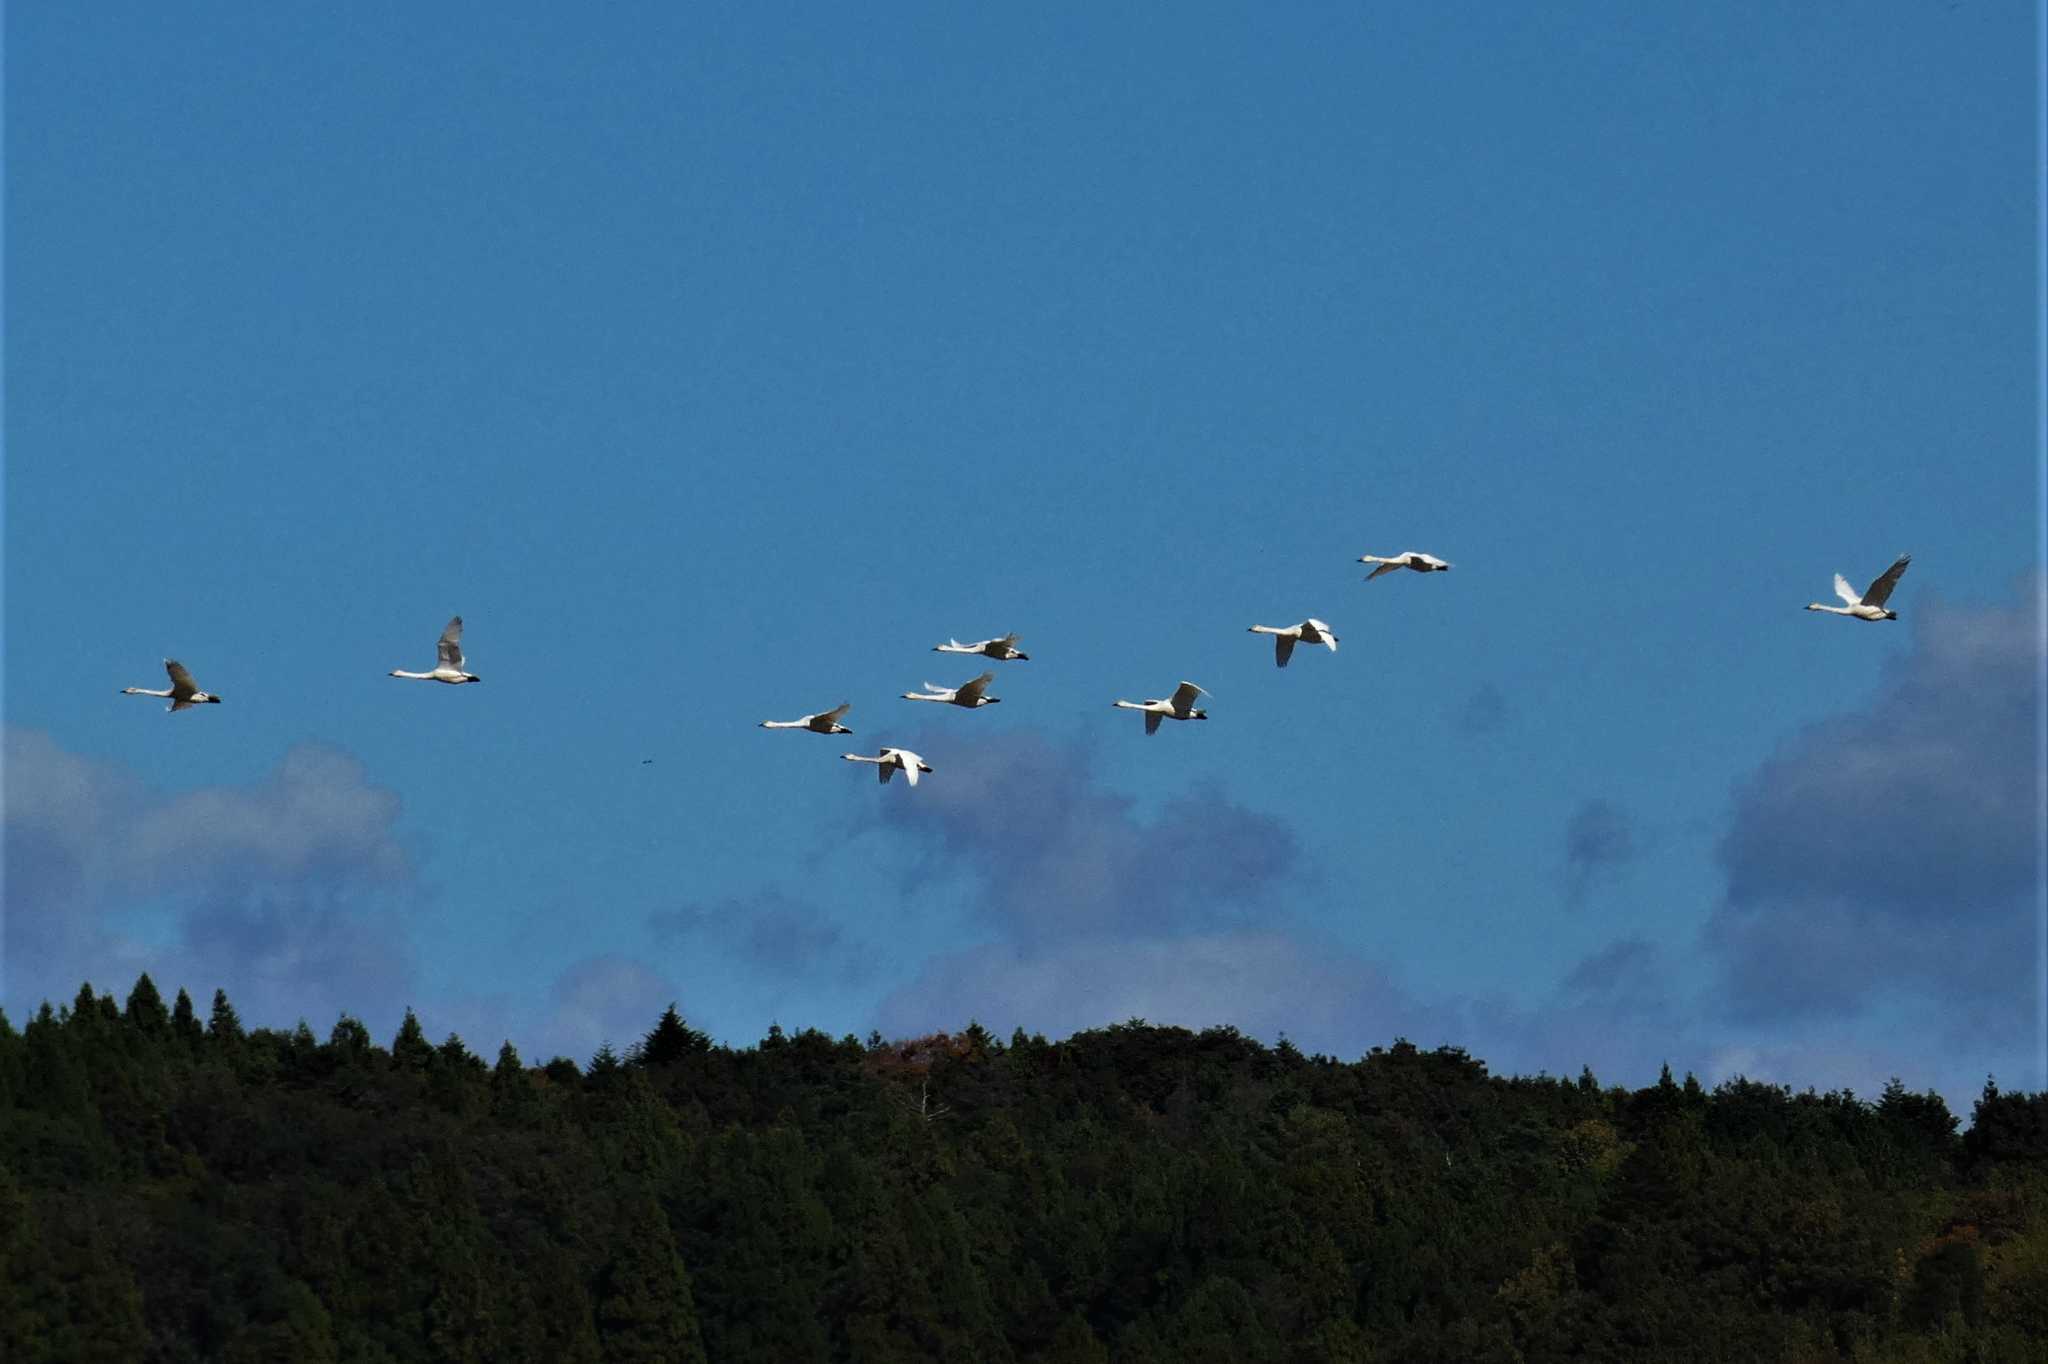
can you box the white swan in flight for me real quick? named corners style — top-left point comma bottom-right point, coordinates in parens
top-left (760, 703), bottom-right (853, 735)
top-left (122, 660), bottom-right (222, 711)
top-left (933, 633), bottom-right (1029, 661)
top-left (1247, 619), bottom-right (1339, 668)
top-left (1360, 551), bottom-right (1452, 580)
top-left (902, 671), bottom-right (1001, 708)
top-left (389, 616), bottom-right (481, 683)
top-left (1112, 681), bottom-right (1209, 735)
top-left (1806, 554), bottom-right (1911, 621)
top-left (842, 747), bottom-right (933, 786)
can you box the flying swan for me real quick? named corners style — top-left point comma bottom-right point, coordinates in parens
top-left (760, 703), bottom-right (853, 735)
top-left (842, 748), bottom-right (933, 786)
top-left (1359, 551), bottom-right (1452, 580)
top-left (933, 633), bottom-right (1029, 661)
top-left (122, 659), bottom-right (222, 711)
top-left (902, 671), bottom-right (1001, 708)
top-left (389, 616), bottom-right (481, 683)
top-left (1806, 554), bottom-right (1911, 621)
top-left (1247, 619), bottom-right (1339, 668)
top-left (1112, 681), bottom-right (1209, 735)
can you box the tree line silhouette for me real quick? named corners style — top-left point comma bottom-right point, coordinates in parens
top-left (3, 972), bottom-right (2046, 1361)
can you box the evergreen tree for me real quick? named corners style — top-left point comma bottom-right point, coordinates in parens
top-left (636, 1004), bottom-right (709, 1068)
top-left (391, 1008), bottom-right (433, 1070)
top-left (123, 973), bottom-right (169, 1035)
top-left (207, 988), bottom-right (245, 1046)
top-left (327, 1015), bottom-right (373, 1063)
top-left (170, 988), bottom-right (204, 1047)
top-left (438, 1032), bottom-right (484, 1073)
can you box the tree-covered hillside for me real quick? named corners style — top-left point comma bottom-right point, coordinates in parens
top-left (3, 974), bottom-right (2046, 1362)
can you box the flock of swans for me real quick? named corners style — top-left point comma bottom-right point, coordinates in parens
top-left (121, 551), bottom-right (1913, 791)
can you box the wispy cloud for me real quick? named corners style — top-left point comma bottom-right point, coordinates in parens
top-left (649, 888), bottom-right (855, 979)
top-left (1562, 797), bottom-right (1637, 906)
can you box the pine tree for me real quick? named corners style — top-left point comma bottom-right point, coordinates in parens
top-left (636, 1005), bottom-right (708, 1068)
top-left (392, 1009), bottom-right (433, 1070)
top-left (170, 989), bottom-right (203, 1048)
top-left (438, 1033), bottom-right (483, 1074)
top-left (328, 1015), bottom-right (374, 1062)
top-left (123, 973), bottom-right (169, 1035)
top-left (208, 989), bottom-right (245, 1046)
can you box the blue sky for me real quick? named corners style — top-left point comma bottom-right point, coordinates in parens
top-left (6, 3), bottom-right (2042, 1114)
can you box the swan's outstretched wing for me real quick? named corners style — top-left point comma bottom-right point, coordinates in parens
top-left (996, 633), bottom-right (1019, 652)
top-left (1144, 710), bottom-right (1162, 735)
top-left (954, 672), bottom-right (995, 704)
top-left (1860, 554), bottom-right (1911, 608)
top-left (437, 617), bottom-right (466, 669)
top-left (898, 752), bottom-right (923, 787)
top-left (1274, 635), bottom-right (1295, 668)
top-left (878, 760), bottom-right (895, 784)
top-left (821, 703), bottom-right (851, 724)
top-left (1169, 681), bottom-right (1206, 713)
top-left (1365, 560), bottom-right (1400, 581)
top-left (164, 660), bottom-right (199, 697)
top-left (1305, 619), bottom-right (1338, 652)
top-left (1832, 574), bottom-right (1859, 606)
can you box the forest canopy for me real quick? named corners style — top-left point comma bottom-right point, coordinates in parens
top-left (3, 973), bottom-right (2047, 1362)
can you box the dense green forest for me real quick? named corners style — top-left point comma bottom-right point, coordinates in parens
top-left (3, 975), bottom-right (2047, 1362)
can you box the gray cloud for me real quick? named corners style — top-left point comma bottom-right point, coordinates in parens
top-left (3, 728), bottom-right (417, 1030)
top-left (539, 955), bottom-right (679, 1062)
top-left (1563, 797), bottom-right (1637, 905)
top-left (1706, 577), bottom-right (2044, 1039)
top-left (648, 888), bottom-right (851, 978)
top-left (1469, 937), bottom-right (1697, 1086)
top-left (855, 728), bottom-right (1305, 946)
top-left (847, 728), bottom-right (1700, 1083)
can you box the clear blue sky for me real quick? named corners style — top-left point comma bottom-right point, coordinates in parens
top-left (6, 3), bottom-right (2041, 1113)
